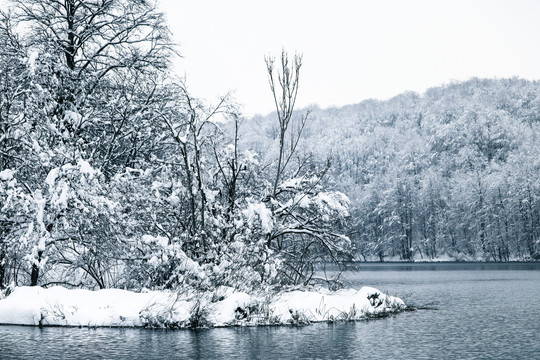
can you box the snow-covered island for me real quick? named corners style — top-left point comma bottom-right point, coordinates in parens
top-left (0, 286), bottom-right (405, 328)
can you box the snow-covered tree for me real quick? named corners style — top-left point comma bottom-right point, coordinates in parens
top-left (0, 0), bottom-right (174, 286)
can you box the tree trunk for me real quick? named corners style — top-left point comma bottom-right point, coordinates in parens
top-left (0, 256), bottom-right (5, 289)
top-left (30, 250), bottom-right (42, 286)
top-left (65, 0), bottom-right (76, 71)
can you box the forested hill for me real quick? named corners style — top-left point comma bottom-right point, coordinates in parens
top-left (243, 78), bottom-right (540, 261)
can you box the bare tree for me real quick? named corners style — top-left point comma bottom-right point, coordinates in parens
top-left (265, 50), bottom-right (310, 197)
top-left (263, 51), bottom-right (352, 286)
top-left (159, 81), bottom-right (237, 257)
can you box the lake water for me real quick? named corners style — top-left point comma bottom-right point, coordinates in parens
top-left (1, 263), bottom-right (539, 359)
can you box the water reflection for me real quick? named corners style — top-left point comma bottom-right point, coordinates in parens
top-left (349, 261), bottom-right (540, 271)
top-left (1, 266), bottom-right (539, 359)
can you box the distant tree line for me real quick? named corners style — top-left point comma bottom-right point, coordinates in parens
top-left (246, 78), bottom-right (540, 261)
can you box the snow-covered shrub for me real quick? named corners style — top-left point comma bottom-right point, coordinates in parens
top-left (261, 175), bottom-right (353, 286)
top-left (0, 169), bottom-right (35, 288)
top-left (22, 160), bottom-right (122, 288)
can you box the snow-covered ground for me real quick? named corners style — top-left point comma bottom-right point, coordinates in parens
top-left (0, 286), bottom-right (405, 328)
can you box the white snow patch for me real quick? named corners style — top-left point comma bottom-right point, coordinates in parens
top-left (243, 150), bottom-right (259, 165)
top-left (315, 191), bottom-right (350, 216)
top-left (269, 287), bottom-right (404, 323)
top-left (168, 194), bottom-right (181, 206)
top-left (280, 177), bottom-right (303, 189)
top-left (0, 286), bottom-right (405, 328)
top-left (0, 169), bottom-right (14, 181)
top-left (0, 286), bottom-right (163, 327)
top-left (141, 235), bottom-right (169, 248)
top-left (45, 167), bottom-right (60, 189)
top-left (27, 51), bottom-right (39, 75)
top-left (64, 111), bottom-right (83, 128)
top-left (77, 159), bottom-right (95, 176)
top-left (243, 201), bottom-right (273, 233)
top-left (37, 236), bottom-right (46, 252)
top-left (209, 291), bottom-right (253, 326)
top-left (51, 182), bottom-right (70, 209)
top-left (33, 190), bottom-right (46, 232)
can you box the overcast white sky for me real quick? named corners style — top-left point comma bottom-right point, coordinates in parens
top-left (160, 0), bottom-right (540, 116)
top-left (3, 0), bottom-right (539, 116)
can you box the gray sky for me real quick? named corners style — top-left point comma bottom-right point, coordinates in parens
top-left (161, 0), bottom-right (540, 115)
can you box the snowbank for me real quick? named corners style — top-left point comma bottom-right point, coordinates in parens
top-left (270, 287), bottom-right (404, 324)
top-left (0, 286), bottom-right (405, 328)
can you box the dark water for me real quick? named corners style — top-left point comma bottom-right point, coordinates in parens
top-left (1, 263), bottom-right (539, 359)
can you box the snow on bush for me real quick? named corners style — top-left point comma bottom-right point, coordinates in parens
top-left (242, 200), bottom-right (273, 233)
top-left (0, 169), bottom-right (15, 181)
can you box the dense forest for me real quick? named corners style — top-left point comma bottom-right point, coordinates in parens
top-left (246, 78), bottom-right (540, 262)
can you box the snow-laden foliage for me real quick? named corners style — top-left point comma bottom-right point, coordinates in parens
top-left (1, 3), bottom-right (351, 292)
top-left (245, 78), bottom-right (540, 261)
top-left (0, 169), bottom-right (33, 287)
top-left (261, 176), bottom-right (352, 286)
top-left (107, 165), bottom-right (282, 292)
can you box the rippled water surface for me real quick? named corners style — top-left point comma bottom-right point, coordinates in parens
top-left (1, 263), bottom-right (539, 359)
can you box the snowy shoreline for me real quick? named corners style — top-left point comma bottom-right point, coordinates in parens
top-left (0, 286), bottom-right (405, 328)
